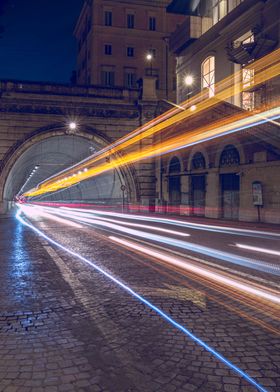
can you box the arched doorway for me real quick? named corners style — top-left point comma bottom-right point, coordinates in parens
top-left (219, 145), bottom-right (240, 220)
top-left (190, 152), bottom-right (206, 216)
top-left (168, 157), bottom-right (181, 206)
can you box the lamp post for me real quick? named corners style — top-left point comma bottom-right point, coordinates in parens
top-left (184, 74), bottom-right (194, 100)
top-left (146, 53), bottom-right (153, 76)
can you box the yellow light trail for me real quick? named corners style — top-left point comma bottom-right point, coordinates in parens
top-left (24, 48), bottom-right (280, 197)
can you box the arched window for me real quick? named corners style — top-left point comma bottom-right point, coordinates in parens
top-left (191, 152), bottom-right (206, 170)
top-left (169, 156), bottom-right (181, 173)
top-left (201, 56), bottom-right (215, 97)
top-left (219, 145), bottom-right (240, 167)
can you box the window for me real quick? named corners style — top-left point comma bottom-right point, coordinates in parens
top-left (191, 152), bottom-right (206, 170)
top-left (104, 44), bottom-right (112, 55)
top-left (212, 0), bottom-right (227, 24)
top-left (219, 145), bottom-right (240, 167)
top-left (228, 0), bottom-right (244, 12)
top-left (149, 17), bottom-right (156, 31)
top-left (201, 56), bottom-right (215, 97)
top-left (169, 157), bottom-right (181, 173)
top-left (151, 48), bottom-right (156, 58)
top-left (124, 69), bottom-right (137, 88)
top-left (127, 47), bottom-right (134, 57)
top-left (101, 67), bottom-right (115, 86)
top-left (242, 66), bottom-right (254, 110)
top-left (127, 14), bottom-right (134, 29)
top-left (242, 34), bottom-right (255, 110)
top-left (104, 11), bottom-right (112, 26)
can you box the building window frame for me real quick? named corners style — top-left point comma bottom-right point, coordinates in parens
top-left (127, 13), bottom-right (135, 29)
top-left (212, 0), bottom-right (228, 24)
top-left (124, 68), bottom-right (137, 89)
top-left (104, 10), bottom-right (112, 26)
top-left (149, 17), bottom-right (156, 31)
top-left (104, 44), bottom-right (112, 55)
top-left (101, 67), bottom-right (115, 87)
top-left (201, 56), bottom-right (215, 97)
top-left (127, 47), bottom-right (134, 57)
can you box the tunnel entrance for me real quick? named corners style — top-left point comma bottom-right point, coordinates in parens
top-left (1, 132), bottom-right (133, 212)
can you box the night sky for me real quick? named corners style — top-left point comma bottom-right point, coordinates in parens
top-left (0, 0), bottom-right (84, 83)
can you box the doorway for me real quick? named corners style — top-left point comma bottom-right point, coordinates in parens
top-left (191, 175), bottom-right (206, 216)
top-left (220, 173), bottom-right (240, 219)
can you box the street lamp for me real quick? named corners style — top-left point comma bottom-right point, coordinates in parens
top-left (184, 75), bottom-right (194, 86)
top-left (184, 74), bottom-right (194, 100)
top-left (69, 122), bottom-right (77, 130)
top-left (146, 53), bottom-right (153, 75)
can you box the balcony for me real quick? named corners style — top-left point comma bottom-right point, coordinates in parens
top-left (169, 16), bottom-right (202, 54)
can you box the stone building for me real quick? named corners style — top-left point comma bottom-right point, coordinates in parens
top-left (0, 80), bottom-right (159, 213)
top-left (74, 0), bottom-right (186, 100)
top-left (154, 0), bottom-right (280, 223)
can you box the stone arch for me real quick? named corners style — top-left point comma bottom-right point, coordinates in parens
top-left (188, 147), bottom-right (209, 171)
top-left (167, 155), bottom-right (183, 174)
top-left (214, 138), bottom-right (245, 168)
top-left (0, 124), bottom-right (139, 211)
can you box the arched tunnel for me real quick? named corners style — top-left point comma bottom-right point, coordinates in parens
top-left (1, 132), bottom-right (136, 212)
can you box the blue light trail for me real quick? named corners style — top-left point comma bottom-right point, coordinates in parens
top-left (16, 207), bottom-right (267, 392)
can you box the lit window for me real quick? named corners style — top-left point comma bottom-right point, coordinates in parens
top-left (201, 56), bottom-right (215, 97)
top-left (127, 14), bottom-right (134, 29)
top-left (149, 17), bottom-right (156, 31)
top-left (104, 11), bottom-right (112, 26)
top-left (212, 0), bottom-right (227, 24)
top-left (242, 34), bottom-right (254, 110)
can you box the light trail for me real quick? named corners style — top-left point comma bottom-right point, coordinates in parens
top-left (30, 48), bottom-right (280, 191)
top-left (19, 205), bottom-right (83, 229)
top-left (236, 243), bottom-right (280, 257)
top-left (15, 207), bottom-right (268, 392)
top-left (21, 48), bottom-right (280, 198)
top-left (24, 107), bottom-right (280, 197)
top-left (60, 207), bottom-right (280, 239)
top-left (24, 205), bottom-right (280, 276)
top-left (50, 208), bottom-right (190, 237)
top-left (109, 236), bottom-right (280, 306)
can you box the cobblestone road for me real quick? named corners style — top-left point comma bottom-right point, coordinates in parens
top-left (0, 215), bottom-right (279, 391)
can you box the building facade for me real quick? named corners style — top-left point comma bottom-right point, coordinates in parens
top-left (74, 0), bottom-right (186, 100)
top-left (0, 80), bottom-right (160, 213)
top-left (154, 0), bottom-right (280, 223)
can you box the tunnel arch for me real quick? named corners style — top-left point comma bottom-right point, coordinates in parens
top-left (0, 124), bottom-right (139, 211)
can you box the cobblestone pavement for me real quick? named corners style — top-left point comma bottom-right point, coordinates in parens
top-left (0, 215), bottom-right (279, 392)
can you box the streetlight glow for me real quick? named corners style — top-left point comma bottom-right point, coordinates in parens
top-left (69, 122), bottom-right (77, 130)
top-left (146, 53), bottom-right (153, 61)
top-left (184, 75), bottom-right (194, 86)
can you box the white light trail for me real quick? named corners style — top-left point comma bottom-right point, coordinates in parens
top-left (236, 244), bottom-right (280, 257)
top-left (15, 207), bottom-right (268, 392)
top-left (20, 205), bottom-right (83, 229)
top-left (31, 205), bottom-right (280, 276)
top-left (56, 209), bottom-right (190, 237)
top-left (110, 236), bottom-right (280, 306)
top-left (61, 207), bottom-right (280, 239)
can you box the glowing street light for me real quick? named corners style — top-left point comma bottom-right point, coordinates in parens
top-left (184, 75), bottom-right (194, 86)
top-left (69, 122), bottom-right (77, 130)
top-left (146, 53), bottom-right (153, 75)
